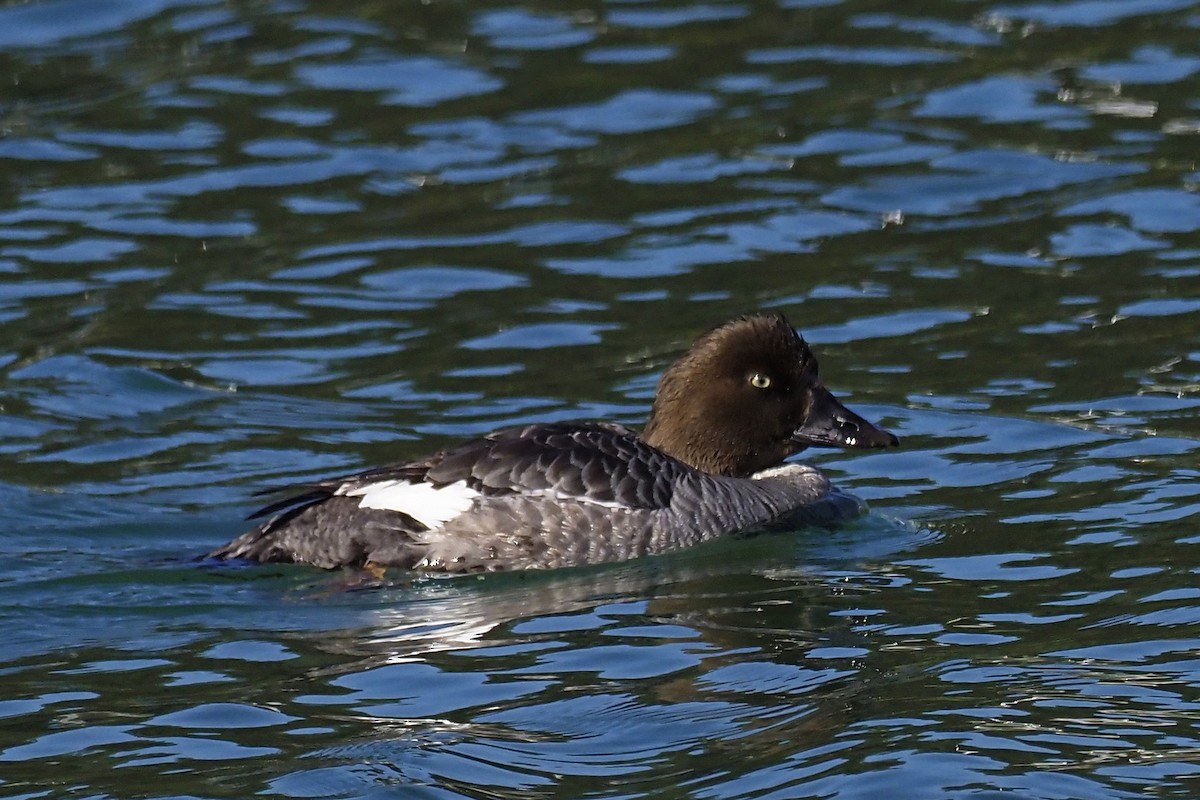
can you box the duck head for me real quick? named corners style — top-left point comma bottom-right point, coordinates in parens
top-left (643, 313), bottom-right (899, 477)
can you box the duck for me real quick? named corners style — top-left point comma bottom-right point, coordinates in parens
top-left (208, 313), bottom-right (898, 573)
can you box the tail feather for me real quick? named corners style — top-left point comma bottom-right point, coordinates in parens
top-left (209, 495), bottom-right (428, 569)
top-left (246, 489), bottom-right (332, 522)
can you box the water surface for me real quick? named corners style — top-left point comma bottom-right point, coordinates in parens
top-left (2, 0), bottom-right (1199, 797)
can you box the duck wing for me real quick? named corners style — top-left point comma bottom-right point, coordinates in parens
top-left (209, 422), bottom-right (692, 568)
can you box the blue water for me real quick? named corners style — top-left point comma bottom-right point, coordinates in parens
top-left (2, 0), bottom-right (1200, 797)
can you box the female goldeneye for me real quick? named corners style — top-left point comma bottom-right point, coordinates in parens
top-left (209, 313), bottom-right (898, 572)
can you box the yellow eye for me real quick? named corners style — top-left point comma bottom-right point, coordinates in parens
top-left (749, 373), bottom-right (771, 389)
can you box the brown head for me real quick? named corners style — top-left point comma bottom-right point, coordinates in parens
top-left (642, 313), bottom-right (898, 477)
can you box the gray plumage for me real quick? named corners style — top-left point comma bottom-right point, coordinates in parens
top-left (209, 314), bottom-right (898, 573)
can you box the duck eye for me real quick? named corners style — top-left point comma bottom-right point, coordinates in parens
top-left (749, 373), bottom-right (771, 389)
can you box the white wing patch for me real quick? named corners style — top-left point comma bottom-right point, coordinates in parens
top-left (339, 479), bottom-right (479, 529)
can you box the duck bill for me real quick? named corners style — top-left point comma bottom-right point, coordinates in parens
top-left (791, 384), bottom-right (899, 450)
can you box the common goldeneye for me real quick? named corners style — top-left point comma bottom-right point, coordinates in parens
top-left (209, 313), bottom-right (898, 572)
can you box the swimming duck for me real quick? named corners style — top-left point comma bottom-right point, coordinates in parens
top-left (208, 313), bottom-right (898, 572)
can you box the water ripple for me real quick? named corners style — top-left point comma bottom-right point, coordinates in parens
top-left (2, 0), bottom-right (1200, 798)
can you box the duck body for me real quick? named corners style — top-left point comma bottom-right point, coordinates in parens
top-left (209, 314), bottom-right (898, 573)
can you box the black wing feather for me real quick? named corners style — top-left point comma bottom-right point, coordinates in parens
top-left (246, 489), bottom-right (331, 521)
top-left (423, 422), bottom-right (688, 508)
top-left (244, 421), bottom-right (691, 522)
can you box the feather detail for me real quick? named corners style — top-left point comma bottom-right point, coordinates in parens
top-left (341, 479), bottom-right (479, 529)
